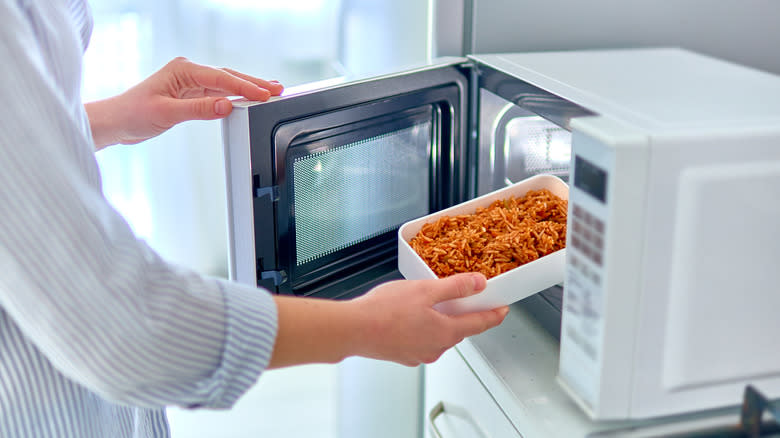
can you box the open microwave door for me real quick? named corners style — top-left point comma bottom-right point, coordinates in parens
top-left (222, 59), bottom-right (470, 298)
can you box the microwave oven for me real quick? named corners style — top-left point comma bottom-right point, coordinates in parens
top-left (222, 48), bottom-right (780, 420)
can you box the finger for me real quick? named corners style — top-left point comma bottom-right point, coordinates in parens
top-left (425, 273), bottom-right (487, 305)
top-left (222, 68), bottom-right (284, 96)
top-left (189, 65), bottom-right (273, 101)
top-left (164, 97), bottom-right (234, 124)
top-left (200, 88), bottom-right (273, 98)
top-left (451, 306), bottom-right (509, 339)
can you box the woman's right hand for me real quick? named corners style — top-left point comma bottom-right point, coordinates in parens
top-left (351, 273), bottom-right (509, 366)
top-left (268, 273), bottom-right (508, 369)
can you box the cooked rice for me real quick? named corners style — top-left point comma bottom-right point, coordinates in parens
top-left (409, 189), bottom-right (567, 279)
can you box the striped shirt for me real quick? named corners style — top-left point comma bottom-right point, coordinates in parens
top-left (0, 1), bottom-right (278, 437)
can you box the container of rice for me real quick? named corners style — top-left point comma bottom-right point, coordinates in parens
top-left (398, 174), bottom-right (568, 315)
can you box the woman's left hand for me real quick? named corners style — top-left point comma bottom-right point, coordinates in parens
top-left (85, 57), bottom-right (283, 149)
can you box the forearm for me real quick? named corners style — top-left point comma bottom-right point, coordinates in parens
top-left (268, 275), bottom-right (508, 369)
top-left (84, 96), bottom-right (125, 150)
top-left (269, 296), bottom-right (366, 369)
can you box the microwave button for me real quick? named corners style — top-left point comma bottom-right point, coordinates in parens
top-left (592, 217), bottom-right (605, 234)
top-left (576, 238), bottom-right (603, 266)
top-left (582, 244), bottom-right (595, 263)
top-left (591, 249), bottom-right (603, 266)
top-left (570, 253), bottom-right (582, 270)
top-left (582, 226), bottom-right (594, 246)
top-left (572, 203), bottom-right (585, 220)
top-left (572, 218), bottom-right (584, 235)
top-left (571, 234), bottom-right (586, 253)
top-left (583, 209), bottom-right (596, 229)
top-left (591, 232), bottom-right (604, 250)
top-left (583, 299), bottom-right (599, 320)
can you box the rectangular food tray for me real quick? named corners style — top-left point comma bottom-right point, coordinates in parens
top-left (398, 174), bottom-right (569, 315)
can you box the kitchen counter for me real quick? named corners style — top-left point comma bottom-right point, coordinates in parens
top-left (453, 303), bottom-right (746, 437)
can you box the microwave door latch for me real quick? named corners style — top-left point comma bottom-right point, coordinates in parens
top-left (254, 184), bottom-right (283, 286)
top-left (260, 269), bottom-right (287, 286)
top-left (256, 185), bottom-right (280, 202)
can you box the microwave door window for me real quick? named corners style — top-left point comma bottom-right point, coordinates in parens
top-left (292, 123), bottom-right (431, 268)
top-left (278, 105), bottom-right (436, 295)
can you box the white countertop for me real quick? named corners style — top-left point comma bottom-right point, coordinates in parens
top-left (456, 303), bottom-right (744, 438)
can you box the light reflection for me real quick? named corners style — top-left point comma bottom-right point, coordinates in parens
top-left (109, 192), bottom-right (154, 240)
top-left (548, 136), bottom-right (572, 164)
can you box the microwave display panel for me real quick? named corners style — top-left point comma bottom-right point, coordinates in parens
top-left (291, 122), bottom-right (431, 267)
top-left (573, 155), bottom-right (608, 203)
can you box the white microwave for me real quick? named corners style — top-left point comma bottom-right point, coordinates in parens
top-left (223, 47), bottom-right (780, 420)
top-left (545, 48), bottom-right (780, 420)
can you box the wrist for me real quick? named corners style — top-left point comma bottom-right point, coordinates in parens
top-left (269, 296), bottom-right (368, 368)
top-left (343, 295), bottom-right (388, 362)
top-left (84, 96), bottom-right (125, 150)
top-left (340, 298), bottom-right (376, 361)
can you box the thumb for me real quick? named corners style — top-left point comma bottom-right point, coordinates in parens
top-left (426, 273), bottom-right (487, 305)
top-left (165, 97), bottom-right (233, 125)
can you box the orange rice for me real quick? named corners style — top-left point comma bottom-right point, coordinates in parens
top-left (409, 189), bottom-right (567, 279)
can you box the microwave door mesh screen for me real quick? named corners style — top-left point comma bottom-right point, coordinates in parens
top-left (291, 123), bottom-right (431, 267)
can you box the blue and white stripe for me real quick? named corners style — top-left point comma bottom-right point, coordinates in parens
top-left (0, 1), bottom-right (278, 437)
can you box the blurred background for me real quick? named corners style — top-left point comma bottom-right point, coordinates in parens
top-left (83, 0), bottom-right (780, 436)
top-left (83, 1), bottom-right (430, 437)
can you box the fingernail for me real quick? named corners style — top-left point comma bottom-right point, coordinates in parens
top-left (215, 99), bottom-right (232, 115)
top-left (472, 273), bottom-right (486, 290)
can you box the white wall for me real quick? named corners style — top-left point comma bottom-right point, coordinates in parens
top-left (435, 0), bottom-right (780, 75)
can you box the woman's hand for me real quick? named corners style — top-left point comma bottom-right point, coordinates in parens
top-left (268, 273), bottom-right (509, 369)
top-left (85, 57), bottom-right (283, 149)
top-left (350, 273), bottom-right (509, 366)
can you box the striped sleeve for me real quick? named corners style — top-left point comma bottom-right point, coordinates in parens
top-left (0, 0), bottom-right (277, 411)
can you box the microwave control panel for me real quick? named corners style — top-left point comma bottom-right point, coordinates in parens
top-left (560, 154), bottom-right (610, 410)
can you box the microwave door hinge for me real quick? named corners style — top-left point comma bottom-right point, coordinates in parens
top-left (260, 269), bottom-right (287, 286)
top-left (255, 185), bottom-right (280, 201)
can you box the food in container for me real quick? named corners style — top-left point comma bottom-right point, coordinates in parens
top-left (398, 174), bottom-right (569, 315)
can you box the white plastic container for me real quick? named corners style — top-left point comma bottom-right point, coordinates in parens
top-left (398, 174), bottom-right (569, 315)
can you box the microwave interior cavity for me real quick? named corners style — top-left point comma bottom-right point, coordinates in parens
top-left (477, 88), bottom-right (574, 197)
